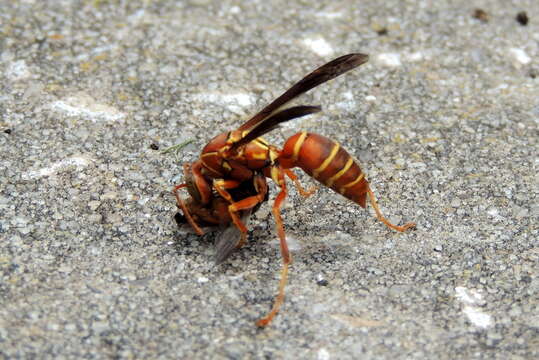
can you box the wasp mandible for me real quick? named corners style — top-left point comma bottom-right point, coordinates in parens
top-left (173, 53), bottom-right (416, 327)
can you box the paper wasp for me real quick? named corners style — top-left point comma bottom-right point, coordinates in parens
top-left (173, 53), bottom-right (415, 327)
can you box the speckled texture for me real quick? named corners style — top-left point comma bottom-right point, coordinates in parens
top-left (1, 1), bottom-right (537, 359)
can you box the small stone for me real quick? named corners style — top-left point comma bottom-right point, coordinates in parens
top-left (485, 331), bottom-right (503, 347)
top-left (451, 199), bottom-right (461, 207)
top-left (92, 321), bottom-right (109, 334)
top-left (317, 279), bottom-right (329, 286)
top-left (88, 201), bottom-right (101, 211)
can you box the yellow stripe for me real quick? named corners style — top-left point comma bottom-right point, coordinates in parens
top-left (339, 173), bottom-right (365, 194)
top-left (271, 166), bottom-right (281, 185)
top-left (200, 152), bottom-right (224, 175)
top-left (249, 139), bottom-right (270, 160)
top-left (201, 159), bottom-right (223, 176)
top-left (269, 148), bottom-right (279, 162)
top-left (251, 152), bottom-right (267, 160)
top-left (313, 142), bottom-right (340, 178)
top-left (255, 136), bottom-right (269, 146)
top-left (252, 138), bottom-right (269, 149)
top-left (325, 157), bottom-right (353, 187)
top-left (292, 132), bottom-right (308, 161)
top-left (201, 152), bottom-right (217, 158)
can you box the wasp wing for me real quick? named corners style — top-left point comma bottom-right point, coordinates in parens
top-left (214, 209), bottom-right (253, 265)
top-left (231, 105), bottom-right (321, 150)
top-left (238, 53), bottom-right (368, 132)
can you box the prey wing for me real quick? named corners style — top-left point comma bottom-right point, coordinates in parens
top-left (214, 209), bottom-right (253, 265)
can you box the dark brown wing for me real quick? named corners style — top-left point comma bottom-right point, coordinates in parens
top-left (238, 53), bottom-right (369, 131)
top-left (231, 105), bottom-right (321, 150)
top-left (214, 209), bottom-right (252, 265)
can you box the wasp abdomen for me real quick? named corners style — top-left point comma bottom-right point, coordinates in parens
top-left (280, 132), bottom-right (368, 208)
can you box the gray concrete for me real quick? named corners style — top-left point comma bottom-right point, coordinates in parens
top-left (1, 1), bottom-right (537, 359)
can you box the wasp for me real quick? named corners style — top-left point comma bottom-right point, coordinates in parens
top-left (173, 53), bottom-right (415, 327)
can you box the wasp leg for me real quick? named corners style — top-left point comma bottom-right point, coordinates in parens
top-left (212, 179), bottom-right (242, 201)
top-left (214, 177), bottom-right (267, 248)
top-left (173, 183), bottom-right (204, 235)
top-left (366, 186), bottom-right (416, 232)
top-left (187, 161), bottom-right (213, 204)
top-left (284, 169), bottom-right (317, 198)
top-left (227, 197), bottom-right (263, 247)
top-left (257, 167), bottom-right (290, 327)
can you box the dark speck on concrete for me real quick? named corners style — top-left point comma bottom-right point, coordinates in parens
top-left (516, 11), bottom-right (529, 26)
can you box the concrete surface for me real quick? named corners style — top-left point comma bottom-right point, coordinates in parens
top-left (1, 0), bottom-right (537, 359)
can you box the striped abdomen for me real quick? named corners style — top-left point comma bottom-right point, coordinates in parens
top-left (280, 132), bottom-right (369, 208)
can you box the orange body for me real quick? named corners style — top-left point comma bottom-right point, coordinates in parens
top-left (280, 132), bottom-right (368, 208)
